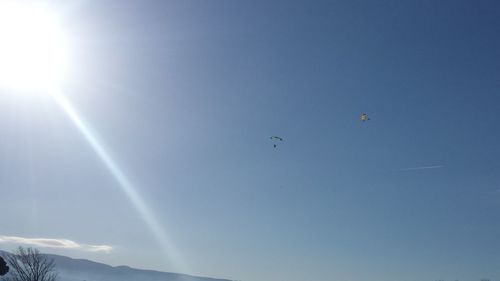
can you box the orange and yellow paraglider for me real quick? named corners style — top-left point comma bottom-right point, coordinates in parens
top-left (360, 113), bottom-right (370, 122)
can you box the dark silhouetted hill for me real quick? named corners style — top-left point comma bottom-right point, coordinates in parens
top-left (0, 250), bottom-right (232, 281)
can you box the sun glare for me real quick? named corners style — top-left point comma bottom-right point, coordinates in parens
top-left (0, 1), bottom-right (188, 273)
top-left (0, 2), bottom-right (67, 92)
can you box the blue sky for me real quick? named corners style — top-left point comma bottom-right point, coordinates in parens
top-left (1, 1), bottom-right (500, 281)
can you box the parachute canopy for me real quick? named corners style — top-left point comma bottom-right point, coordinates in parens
top-left (270, 136), bottom-right (283, 148)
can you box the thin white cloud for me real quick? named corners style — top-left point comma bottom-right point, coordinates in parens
top-left (0, 236), bottom-right (112, 253)
top-left (399, 165), bottom-right (444, 171)
top-left (86, 245), bottom-right (113, 253)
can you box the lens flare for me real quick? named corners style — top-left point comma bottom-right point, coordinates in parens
top-left (51, 90), bottom-right (188, 273)
top-left (0, 1), bottom-right (187, 272)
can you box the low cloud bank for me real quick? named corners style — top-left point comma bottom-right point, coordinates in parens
top-left (0, 235), bottom-right (112, 253)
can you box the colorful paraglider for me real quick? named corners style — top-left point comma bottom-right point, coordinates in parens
top-left (360, 113), bottom-right (370, 122)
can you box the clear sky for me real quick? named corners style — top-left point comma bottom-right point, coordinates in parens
top-left (1, 1), bottom-right (500, 281)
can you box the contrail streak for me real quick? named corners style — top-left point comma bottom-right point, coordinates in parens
top-left (50, 90), bottom-right (188, 273)
top-left (399, 165), bottom-right (444, 171)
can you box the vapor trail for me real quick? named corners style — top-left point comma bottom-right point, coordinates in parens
top-left (399, 165), bottom-right (444, 171)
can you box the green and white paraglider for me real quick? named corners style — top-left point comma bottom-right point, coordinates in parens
top-left (270, 136), bottom-right (283, 148)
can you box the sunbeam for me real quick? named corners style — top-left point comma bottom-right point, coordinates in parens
top-left (0, 1), bottom-right (188, 273)
top-left (50, 89), bottom-right (188, 273)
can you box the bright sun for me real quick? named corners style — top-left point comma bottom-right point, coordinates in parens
top-left (0, 2), bottom-right (67, 92)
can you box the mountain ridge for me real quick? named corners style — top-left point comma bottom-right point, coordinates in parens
top-left (0, 250), bottom-right (232, 281)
